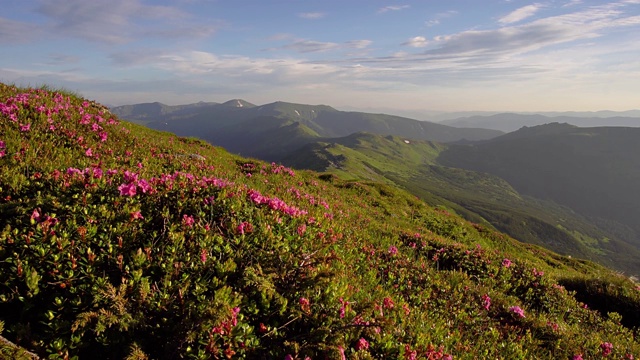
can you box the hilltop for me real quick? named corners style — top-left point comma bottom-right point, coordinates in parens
top-left (2, 84), bottom-right (640, 359)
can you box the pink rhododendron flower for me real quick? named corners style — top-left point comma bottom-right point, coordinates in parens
top-left (118, 183), bottom-right (137, 196)
top-left (355, 338), bottom-right (369, 351)
top-left (338, 346), bottom-right (346, 360)
top-left (130, 211), bottom-right (144, 220)
top-left (502, 258), bottom-right (512, 268)
top-left (182, 214), bottom-right (195, 227)
top-left (572, 355), bottom-right (583, 360)
top-left (297, 224), bottom-right (306, 236)
top-left (509, 306), bottom-right (525, 318)
top-left (482, 294), bottom-right (491, 311)
top-left (237, 221), bottom-right (253, 235)
top-left (383, 297), bottom-right (395, 309)
top-left (20, 123), bottom-right (31, 132)
top-left (85, 148), bottom-right (93, 157)
top-left (388, 245), bottom-right (398, 256)
top-left (601, 342), bottom-right (613, 357)
top-left (299, 297), bottom-right (310, 312)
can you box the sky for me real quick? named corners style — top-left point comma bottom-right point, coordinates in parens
top-left (1, 0), bottom-right (640, 113)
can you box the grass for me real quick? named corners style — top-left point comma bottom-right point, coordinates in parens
top-left (1, 83), bottom-right (639, 359)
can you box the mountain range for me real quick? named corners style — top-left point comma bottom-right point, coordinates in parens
top-left (441, 113), bottom-right (640, 132)
top-left (113, 101), bottom-right (640, 276)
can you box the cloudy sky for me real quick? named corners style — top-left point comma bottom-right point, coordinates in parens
top-left (2, 0), bottom-right (639, 113)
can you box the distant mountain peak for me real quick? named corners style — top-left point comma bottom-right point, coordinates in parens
top-left (221, 99), bottom-right (256, 108)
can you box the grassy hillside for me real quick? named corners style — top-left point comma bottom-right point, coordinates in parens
top-left (2, 83), bottom-right (640, 359)
top-left (283, 132), bottom-right (640, 275)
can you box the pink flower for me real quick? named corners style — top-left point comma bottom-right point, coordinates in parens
top-left (284, 355), bottom-right (294, 360)
top-left (130, 211), bottom-right (144, 220)
top-left (388, 245), bottom-right (398, 256)
top-left (237, 221), bottom-right (253, 235)
top-left (355, 338), bottom-right (369, 351)
top-left (601, 342), bottom-right (613, 357)
top-left (20, 123), bottom-right (31, 132)
top-left (0, 140), bottom-right (5, 149)
top-left (533, 268), bottom-right (544, 277)
top-left (85, 148), bottom-right (93, 157)
top-left (182, 214), bottom-right (195, 227)
top-left (502, 258), bottom-right (512, 268)
top-left (299, 297), bottom-right (310, 312)
top-left (200, 249), bottom-right (207, 263)
top-left (118, 183), bottom-right (137, 196)
top-left (481, 294), bottom-right (491, 311)
top-left (383, 297), bottom-right (395, 309)
top-left (509, 306), bottom-right (525, 318)
top-left (338, 346), bottom-right (346, 360)
top-left (572, 355), bottom-right (583, 360)
top-left (297, 224), bottom-right (306, 236)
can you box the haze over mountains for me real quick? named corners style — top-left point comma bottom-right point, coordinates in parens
top-left (113, 100), bottom-right (640, 276)
top-left (441, 113), bottom-right (640, 132)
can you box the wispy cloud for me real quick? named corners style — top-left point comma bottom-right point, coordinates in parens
top-left (563, 0), bottom-right (583, 7)
top-left (267, 39), bottom-right (372, 53)
top-left (499, 3), bottom-right (544, 24)
top-left (425, 10), bottom-right (458, 27)
top-left (378, 5), bottom-right (410, 13)
top-left (36, 0), bottom-right (212, 44)
top-left (0, 17), bottom-right (43, 43)
top-left (402, 36), bottom-right (429, 48)
top-left (345, 40), bottom-right (373, 49)
top-left (298, 12), bottom-right (325, 19)
top-left (46, 54), bottom-right (80, 66)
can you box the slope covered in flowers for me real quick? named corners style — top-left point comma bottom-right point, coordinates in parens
top-left (0, 83), bottom-right (639, 359)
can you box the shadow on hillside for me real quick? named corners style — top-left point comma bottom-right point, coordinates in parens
top-left (558, 277), bottom-right (640, 329)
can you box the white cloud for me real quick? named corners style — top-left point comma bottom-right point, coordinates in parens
top-left (402, 36), bottom-right (429, 48)
top-left (298, 12), bottom-right (325, 19)
top-left (499, 3), bottom-right (544, 24)
top-left (345, 40), bottom-right (373, 49)
top-left (378, 5), bottom-right (410, 13)
top-left (563, 0), bottom-right (583, 7)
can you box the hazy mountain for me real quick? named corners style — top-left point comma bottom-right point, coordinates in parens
top-left (441, 113), bottom-right (640, 132)
top-left (439, 123), bottom-right (640, 251)
top-left (112, 100), bottom-right (503, 144)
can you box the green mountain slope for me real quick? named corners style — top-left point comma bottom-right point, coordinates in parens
top-left (439, 123), bottom-right (640, 249)
top-left (2, 84), bottom-right (640, 359)
top-left (284, 132), bottom-right (640, 275)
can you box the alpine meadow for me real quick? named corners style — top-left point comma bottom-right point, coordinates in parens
top-left (2, 82), bottom-right (640, 359)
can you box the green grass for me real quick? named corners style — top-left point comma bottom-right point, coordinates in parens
top-left (1, 83), bottom-right (640, 359)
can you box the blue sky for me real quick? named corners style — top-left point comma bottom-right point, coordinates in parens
top-left (1, 0), bottom-right (639, 113)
